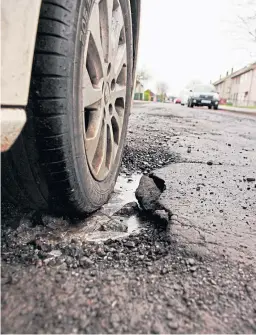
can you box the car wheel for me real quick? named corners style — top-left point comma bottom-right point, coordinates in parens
top-left (214, 105), bottom-right (218, 110)
top-left (208, 106), bottom-right (212, 109)
top-left (2, 0), bottom-right (134, 216)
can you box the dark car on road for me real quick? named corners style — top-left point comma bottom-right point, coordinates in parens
top-left (187, 84), bottom-right (220, 110)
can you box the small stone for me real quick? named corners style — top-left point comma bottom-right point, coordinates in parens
top-left (190, 266), bottom-right (197, 272)
top-left (48, 249), bottom-right (62, 257)
top-left (124, 241), bottom-right (136, 248)
top-left (247, 177), bottom-right (255, 182)
top-left (114, 202), bottom-right (139, 216)
top-left (207, 160), bottom-right (213, 166)
top-left (80, 256), bottom-right (94, 267)
top-left (188, 258), bottom-right (195, 265)
top-left (161, 267), bottom-right (169, 275)
top-left (168, 322), bottom-right (179, 330)
top-left (166, 311), bottom-right (174, 321)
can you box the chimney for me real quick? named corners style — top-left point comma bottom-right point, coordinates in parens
top-left (226, 71), bottom-right (229, 76)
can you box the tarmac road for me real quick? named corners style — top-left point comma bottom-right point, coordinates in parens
top-left (1, 102), bottom-right (256, 334)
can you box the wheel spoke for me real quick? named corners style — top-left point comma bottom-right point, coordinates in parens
top-left (88, 2), bottom-right (106, 75)
top-left (99, 0), bottom-right (114, 64)
top-left (83, 67), bottom-right (103, 108)
top-left (93, 121), bottom-right (108, 178)
top-left (114, 44), bottom-right (127, 81)
top-left (111, 105), bottom-right (123, 144)
top-left (85, 118), bottom-right (105, 168)
top-left (107, 121), bottom-right (118, 167)
top-left (111, 4), bottom-right (125, 65)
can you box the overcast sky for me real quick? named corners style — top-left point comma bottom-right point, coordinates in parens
top-left (137, 0), bottom-right (256, 95)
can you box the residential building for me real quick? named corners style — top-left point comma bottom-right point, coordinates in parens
top-left (214, 71), bottom-right (232, 101)
top-left (213, 62), bottom-right (256, 107)
top-left (134, 80), bottom-right (144, 100)
top-left (144, 89), bottom-right (156, 102)
top-left (230, 63), bottom-right (256, 106)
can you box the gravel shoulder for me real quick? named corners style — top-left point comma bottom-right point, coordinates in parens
top-left (1, 102), bottom-right (256, 334)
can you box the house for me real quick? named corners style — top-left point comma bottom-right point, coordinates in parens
top-left (134, 80), bottom-right (144, 100)
top-left (213, 70), bottom-right (233, 101)
top-left (213, 62), bottom-right (256, 106)
top-left (230, 62), bottom-right (256, 107)
top-left (144, 89), bottom-right (156, 102)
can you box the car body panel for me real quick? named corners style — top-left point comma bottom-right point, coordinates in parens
top-left (1, 0), bottom-right (42, 106)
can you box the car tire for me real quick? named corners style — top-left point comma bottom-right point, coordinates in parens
top-left (1, 0), bottom-right (134, 216)
top-left (208, 106), bottom-right (212, 109)
top-left (214, 105), bottom-right (218, 110)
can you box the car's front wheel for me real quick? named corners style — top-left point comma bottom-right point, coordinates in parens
top-left (2, 0), bottom-right (134, 216)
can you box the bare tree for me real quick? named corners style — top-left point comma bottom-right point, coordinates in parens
top-left (186, 79), bottom-right (202, 90)
top-left (156, 81), bottom-right (168, 95)
top-left (222, 0), bottom-right (256, 57)
top-left (156, 81), bottom-right (168, 102)
top-left (236, 0), bottom-right (256, 42)
top-left (136, 69), bottom-right (151, 83)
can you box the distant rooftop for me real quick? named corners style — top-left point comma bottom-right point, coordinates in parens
top-left (231, 62), bottom-right (256, 79)
top-left (213, 61), bottom-right (256, 85)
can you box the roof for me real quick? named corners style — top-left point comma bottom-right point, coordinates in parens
top-left (231, 62), bottom-right (256, 79)
top-left (213, 77), bottom-right (226, 86)
top-left (213, 61), bottom-right (256, 84)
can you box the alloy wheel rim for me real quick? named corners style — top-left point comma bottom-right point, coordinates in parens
top-left (82, 0), bottom-right (127, 181)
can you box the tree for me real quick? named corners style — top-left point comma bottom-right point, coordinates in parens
top-left (156, 81), bottom-right (168, 102)
top-left (185, 79), bottom-right (202, 90)
top-left (224, 0), bottom-right (256, 57)
top-left (236, 0), bottom-right (256, 43)
top-left (136, 69), bottom-right (151, 83)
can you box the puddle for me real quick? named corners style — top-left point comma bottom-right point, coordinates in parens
top-left (24, 174), bottom-right (145, 245)
top-left (101, 174), bottom-right (142, 216)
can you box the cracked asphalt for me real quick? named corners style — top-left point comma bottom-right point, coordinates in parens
top-left (1, 102), bottom-right (256, 334)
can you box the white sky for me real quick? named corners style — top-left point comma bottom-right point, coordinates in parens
top-left (137, 0), bottom-right (256, 95)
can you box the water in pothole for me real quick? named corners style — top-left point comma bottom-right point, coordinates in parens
top-left (29, 174), bottom-right (145, 245)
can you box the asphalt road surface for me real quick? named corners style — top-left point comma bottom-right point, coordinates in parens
top-left (2, 102), bottom-right (256, 334)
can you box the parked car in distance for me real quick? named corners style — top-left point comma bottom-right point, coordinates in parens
top-left (187, 84), bottom-right (220, 109)
top-left (174, 98), bottom-right (181, 104)
top-left (1, 0), bottom-right (141, 217)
